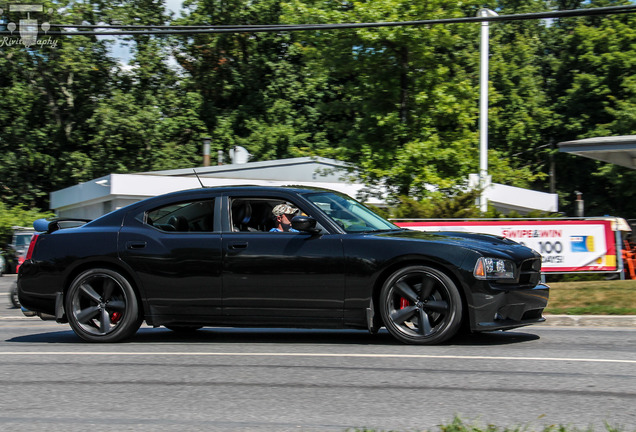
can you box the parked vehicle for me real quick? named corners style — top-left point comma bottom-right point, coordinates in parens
top-left (18, 186), bottom-right (549, 344)
top-left (3, 228), bottom-right (36, 274)
top-left (9, 281), bottom-right (19, 308)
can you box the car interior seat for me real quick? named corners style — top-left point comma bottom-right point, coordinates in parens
top-left (202, 214), bottom-right (214, 232)
top-left (168, 215), bottom-right (189, 232)
top-left (247, 203), bottom-right (273, 231)
top-left (232, 201), bottom-right (252, 231)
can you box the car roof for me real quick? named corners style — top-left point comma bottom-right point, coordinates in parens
top-left (158, 184), bottom-right (334, 198)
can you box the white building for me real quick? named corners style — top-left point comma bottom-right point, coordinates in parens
top-left (51, 157), bottom-right (558, 219)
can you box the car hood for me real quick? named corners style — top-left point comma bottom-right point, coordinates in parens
top-left (373, 229), bottom-right (540, 259)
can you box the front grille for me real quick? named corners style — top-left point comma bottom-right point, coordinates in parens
top-left (518, 258), bottom-right (542, 286)
top-left (522, 309), bottom-right (544, 320)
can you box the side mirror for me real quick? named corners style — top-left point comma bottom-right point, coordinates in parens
top-left (291, 215), bottom-right (319, 233)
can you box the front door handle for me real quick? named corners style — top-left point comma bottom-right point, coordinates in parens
top-left (126, 241), bottom-right (147, 249)
top-left (228, 242), bottom-right (248, 250)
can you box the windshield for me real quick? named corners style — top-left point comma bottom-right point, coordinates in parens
top-left (305, 192), bottom-right (399, 233)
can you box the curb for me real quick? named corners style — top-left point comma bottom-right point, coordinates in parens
top-left (540, 314), bottom-right (636, 328)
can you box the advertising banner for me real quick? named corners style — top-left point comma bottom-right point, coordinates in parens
top-left (395, 220), bottom-right (617, 272)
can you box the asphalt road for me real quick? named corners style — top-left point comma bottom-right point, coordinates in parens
top-left (1, 275), bottom-right (635, 431)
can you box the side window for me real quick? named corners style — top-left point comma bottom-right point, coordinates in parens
top-left (230, 198), bottom-right (304, 232)
top-left (146, 199), bottom-right (215, 232)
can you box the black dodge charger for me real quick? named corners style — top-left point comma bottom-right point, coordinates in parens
top-left (18, 186), bottom-right (549, 344)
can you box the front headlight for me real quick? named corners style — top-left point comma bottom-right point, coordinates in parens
top-left (473, 257), bottom-right (516, 280)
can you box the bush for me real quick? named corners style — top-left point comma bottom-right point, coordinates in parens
top-left (0, 202), bottom-right (54, 246)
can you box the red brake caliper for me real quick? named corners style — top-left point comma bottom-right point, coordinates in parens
top-left (400, 298), bottom-right (409, 309)
top-left (111, 312), bottom-right (122, 324)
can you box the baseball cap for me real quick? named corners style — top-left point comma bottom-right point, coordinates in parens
top-left (272, 203), bottom-right (298, 217)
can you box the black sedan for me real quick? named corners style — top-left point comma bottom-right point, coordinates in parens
top-left (18, 186), bottom-right (549, 344)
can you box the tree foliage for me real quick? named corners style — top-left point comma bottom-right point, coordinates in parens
top-left (543, 0), bottom-right (636, 215)
top-left (2, 0), bottom-right (636, 219)
top-left (0, 202), bottom-right (54, 246)
top-left (0, 0), bottom-right (205, 210)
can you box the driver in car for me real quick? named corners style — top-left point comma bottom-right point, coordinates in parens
top-left (270, 204), bottom-right (300, 232)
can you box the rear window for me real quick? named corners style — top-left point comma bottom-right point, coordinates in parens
top-left (146, 199), bottom-right (216, 232)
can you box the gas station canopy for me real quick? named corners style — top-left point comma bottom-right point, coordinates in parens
top-left (558, 135), bottom-right (636, 169)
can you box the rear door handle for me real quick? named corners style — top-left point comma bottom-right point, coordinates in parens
top-left (228, 242), bottom-right (248, 250)
top-left (126, 241), bottom-right (147, 249)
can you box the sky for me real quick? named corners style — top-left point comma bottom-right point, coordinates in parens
top-left (109, 0), bottom-right (184, 64)
top-left (165, 0), bottom-right (185, 17)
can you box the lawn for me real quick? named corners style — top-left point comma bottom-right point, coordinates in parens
top-left (545, 279), bottom-right (636, 315)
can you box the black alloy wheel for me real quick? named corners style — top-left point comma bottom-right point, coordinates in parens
top-left (65, 268), bottom-right (142, 342)
top-left (380, 265), bottom-right (462, 345)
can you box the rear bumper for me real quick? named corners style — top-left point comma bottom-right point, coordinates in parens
top-left (469, 283), bottom-right (550, 332)
top-left (19, 291), bottom-right (66, 322)
top-left (17, 260), bottom-right (65, 322)
top-left (17, 261), bottom-right (63, 318)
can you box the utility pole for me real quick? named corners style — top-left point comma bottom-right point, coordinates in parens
top-left (478, 8), bottom-right (498, 213)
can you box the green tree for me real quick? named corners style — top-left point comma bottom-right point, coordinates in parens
top-left (488, 0), bottom-right (554, 191)
top-left (85, 0), bottom-right (207, 174)
top-left (545, 0), bottom-right (636, 216)
top-left (5, 0), bottom-right (636, 220)
top-left (0, 0), bottom-right (207, 212)
top-left (170, 0), bottom-right (331, 162)
top-left (389, 190), bottom-right (483, 219)
top-left (0, 202), bottom-right (54, 245)
top-left (0, 0), bottom-right (117, 208)
top-left (281, 0), bottom-right (547, 205)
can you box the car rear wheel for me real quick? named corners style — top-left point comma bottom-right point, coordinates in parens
top-left (65, 268), bottom-right (142, 343)
top-left (380, 265), bottom-right (462, 345)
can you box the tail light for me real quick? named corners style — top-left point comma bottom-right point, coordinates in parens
top-left (17, 234), bottom-right (40, 274)
top-left (25, 234), bottom-right (40, 261)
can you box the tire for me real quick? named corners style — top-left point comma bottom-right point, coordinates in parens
top-left (379, 265), bottom-right (462, 345)
top-left (65, 268), bottom-right (142, 343)
top-left (9, 282), bottom-right (20, 308)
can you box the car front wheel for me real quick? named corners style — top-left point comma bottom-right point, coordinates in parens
top-left (380, 265), bottom-right (462, 345)
top-left (65, 268), bottom-right (142, 343)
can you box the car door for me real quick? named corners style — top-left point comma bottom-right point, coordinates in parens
top-left (119, 197), bottom-right (223, 319)
top-left (221, 193), bottom-right (346, 323)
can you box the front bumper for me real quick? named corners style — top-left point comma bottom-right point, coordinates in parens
top-left (469, 283), bottom-right (550, 332)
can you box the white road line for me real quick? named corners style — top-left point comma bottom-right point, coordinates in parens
top-left (0, 351), bottom-right (634, 364)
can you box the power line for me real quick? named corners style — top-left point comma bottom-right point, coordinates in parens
top-left (2, 4), bottom-right (636, 36)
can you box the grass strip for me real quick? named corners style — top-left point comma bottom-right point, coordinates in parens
top-left (348, 415), bottom-right (631, 431)
top-left (545, 280), bottom-right (636, 315)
